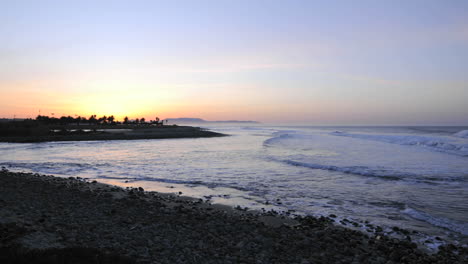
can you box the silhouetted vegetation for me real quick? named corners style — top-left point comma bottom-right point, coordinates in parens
top-left (0, 114), bottom-right (166, 138)
top-left (34, 114), bottom-right (164, 126)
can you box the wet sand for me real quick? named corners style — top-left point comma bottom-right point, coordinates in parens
top-left (0, 170), bottom-right (466, 263)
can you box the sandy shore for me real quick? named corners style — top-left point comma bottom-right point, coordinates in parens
top-left (0, 170), bottom-right (466, 263)
top-left (0, 126), bottom-right (225, 143)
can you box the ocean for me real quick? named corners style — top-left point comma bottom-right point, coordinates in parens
top-left (1, 124), bottom-right (467, 248)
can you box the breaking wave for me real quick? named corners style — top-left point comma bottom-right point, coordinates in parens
top-left (454, 130), bottom-right (468, 139)
top-left (280, 159), bottom-right (407, 180)
top-left (264, 132), bottom-right (468, 182)
top-left (403, 207), bottom-right (468, 236)
top-left (276, 158), bottom-right (466, 183)
top-left (330, 131), bottom-right (468, 157)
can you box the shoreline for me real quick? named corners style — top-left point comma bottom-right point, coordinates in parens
top-left (1, 170), bottom-right (466, 263)
top-left (0, 126), bottom-right (225, 143)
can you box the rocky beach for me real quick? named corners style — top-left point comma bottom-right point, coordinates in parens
top-left (0, 170), bottom-right (466, 263)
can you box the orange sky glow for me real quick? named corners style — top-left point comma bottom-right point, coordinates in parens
top-left (1, 1), bottom-right (467, 125)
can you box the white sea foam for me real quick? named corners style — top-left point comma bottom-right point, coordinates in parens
top-left (403, 207), bottom-right (468, 236)
top-left (264, 132), bottom-right (468, 182)
top-left (98, 175), bottom-right (207, 186)
top-left (330, 131), bottom-right (468, 156)
top-left (454, 130), bottom-right (468, 139)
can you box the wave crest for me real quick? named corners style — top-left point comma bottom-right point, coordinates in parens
top-left (454, 130), bottom-right (468, 139)
top-left (403, 207), bottom-right (468, 236)
top-left (331, 132), bottom-right (468, 157)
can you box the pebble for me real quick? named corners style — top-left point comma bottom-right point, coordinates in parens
top-left (1, 170), bottom-right (467, 264)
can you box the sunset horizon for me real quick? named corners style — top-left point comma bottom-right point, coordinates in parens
top-left (2, 0), bottom-right (467, 125)
top-left (1, 1), bottom-right (467, 263)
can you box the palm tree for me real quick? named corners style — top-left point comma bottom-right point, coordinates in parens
top-left (140, 117), bottom-right (146, 124)
top-left (60, 116), bottom-right (68, 125)
top-left (89, 115), bottom-right (97, 125)
top-left (108, 115), bottom-right (115, 124)
top-left (123, 116), bottom-right (129, 124)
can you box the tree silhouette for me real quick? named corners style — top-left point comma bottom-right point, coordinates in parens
top-left (89, 115), bottom-right (97, 125)
top-left (96, 116), bottom-right (108, 125)
top-left (59, 116), bottom-right (68, 125)
top-left (32, 113), bottom-right (166, 127)
top-left (108, 115), bottom-right (115, 124)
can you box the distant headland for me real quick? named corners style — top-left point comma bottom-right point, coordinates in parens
top-left (165, 118), bottom-right (260, 124)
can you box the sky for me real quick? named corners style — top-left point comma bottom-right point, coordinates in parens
top-left (1, 0), bottom-right (467, 125)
